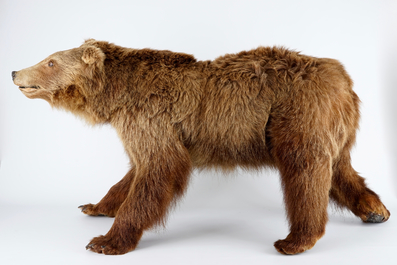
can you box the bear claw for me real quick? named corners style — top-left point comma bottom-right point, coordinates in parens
top-left (78, 204), bottom-right (111, 216)
top-left (86, 243), bottom-right (94, 250)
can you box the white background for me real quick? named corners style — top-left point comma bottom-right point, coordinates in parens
top-left (0, 0), bottom-right (396, 264)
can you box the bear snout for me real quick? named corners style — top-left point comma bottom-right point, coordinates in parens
top-left (12, 71), bottom-right (17, 81)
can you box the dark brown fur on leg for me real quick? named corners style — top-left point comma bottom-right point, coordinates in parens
top-left (330, 147), bottom-right (390, 223)
top-left (86, 158), bottom-right (191, 255)
top-left (272, 141), bottom-right (332, 255)
top-left (79, 167), bottom-right (136, 217)
top-left (86, 113), bottom-right (192, 255)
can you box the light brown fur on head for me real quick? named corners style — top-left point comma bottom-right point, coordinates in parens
top-left (12, 39), bottom-right (390, 255)
top-left (13, 42), bottom-right (107, 123)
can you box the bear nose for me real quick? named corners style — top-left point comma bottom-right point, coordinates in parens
top-left (12, 71), bottom-right (17, 81)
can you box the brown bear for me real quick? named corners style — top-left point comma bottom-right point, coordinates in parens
top-left (12, 39), bottom-right (390, 255)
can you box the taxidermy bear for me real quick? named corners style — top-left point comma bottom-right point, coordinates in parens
top-left (12, 39), bottom-right (390, 255)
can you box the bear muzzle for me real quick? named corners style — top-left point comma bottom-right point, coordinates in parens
top-left (12, 71), bottom-right (41, 92)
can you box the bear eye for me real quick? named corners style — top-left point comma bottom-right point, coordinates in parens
top-left (48, 61), bottom-right (54, 67)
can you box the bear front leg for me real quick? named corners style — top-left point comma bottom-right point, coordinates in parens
top-left (85, 129), bottom-right (192, 254)
top-left (86, 157), bottom-right (191, 254)
top-left (273, 149), bottom-right (333, 255)
top-left (79, 167), bottom-right (136, 217)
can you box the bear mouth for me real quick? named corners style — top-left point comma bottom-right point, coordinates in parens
top-left (19, 86), bottom-right (40, 93)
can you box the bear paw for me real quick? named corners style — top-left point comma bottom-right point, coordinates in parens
top-left (86, 235), bottom-right (135, 255)
top-left (363, 212), bottom-right (390, 223)
top-left (355, 192), bottom-right (390, 223)
top-left (274, 235), bottom-right (317, 255)
top-left (78, 204), bottom-right (108, 217)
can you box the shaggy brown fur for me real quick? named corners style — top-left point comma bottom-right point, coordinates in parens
top-left (12, 39), bottom-right (390, 255)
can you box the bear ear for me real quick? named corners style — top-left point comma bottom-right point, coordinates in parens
top-left (82, 46), bottom-right (105, 66)
top-left (84, 38), bottom-right (97, 45)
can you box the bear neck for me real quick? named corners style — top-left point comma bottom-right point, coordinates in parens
top-left (88, 44), bottom-right (201, 124)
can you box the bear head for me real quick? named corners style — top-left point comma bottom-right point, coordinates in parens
top-left (12, 39), bottom-right (106, 104)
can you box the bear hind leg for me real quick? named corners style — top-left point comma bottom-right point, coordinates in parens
top-left (273, 145), bottom-right (333, 255)
top-left (329, 147), bottom-right (390, 223)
